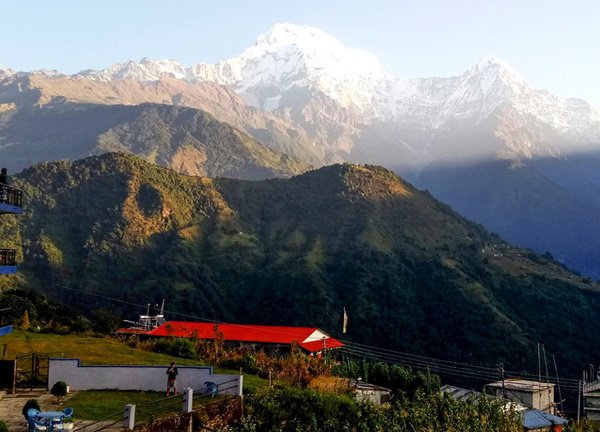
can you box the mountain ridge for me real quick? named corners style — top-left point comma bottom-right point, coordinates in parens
top-left (5, 152), bottom-right (600, 374)
top-left (64, 24), bottom-right (600, 148)
top-left (3, 23), bottom-right (600, 278)
top-left (5, 23), bottom-right (600, 164)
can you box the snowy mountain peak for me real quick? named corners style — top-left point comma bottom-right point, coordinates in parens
top-left (79, 57), bottom-right (188, 82)
top-left (189, 22), bottom-right (391, 113)
top-left (468, 55), bottom-right (525, 88)
top-left (250, 22), bottom-right (385, 73)
top-left (255, 23), bottom-right (338, 48)
top-left (0, 66), bottom-right (15, 79)
top-left (474, 55), bottom-right (518, 72)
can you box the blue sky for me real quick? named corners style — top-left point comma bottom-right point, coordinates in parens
top-left (2, 0), bottom-right (600, 105)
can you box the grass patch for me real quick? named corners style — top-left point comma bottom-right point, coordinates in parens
top-left (67, 390), bottom-right (163, 421)
top-left (2, 330), bottom-right (267, 389)
top-left (3, 330), bottom-right (201, 365)
top-left (64, 390), bottom-right (224, 421)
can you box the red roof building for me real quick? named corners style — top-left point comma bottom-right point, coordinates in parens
top-left (143, 321), bottom-right (344, 353)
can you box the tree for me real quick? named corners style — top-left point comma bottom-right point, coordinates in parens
top-left (0, 294), bottom-right (36, 327)
top-left (21, 399), bottom-right (40, 419)
top-left (91, 308), bottom-right (121, 334)
top-left (21, 310), bottom-right (30, 330)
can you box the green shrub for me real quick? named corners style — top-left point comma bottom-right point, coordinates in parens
top-left (232, 385), bottom-right (522, 432)
top-left (220, 355), bottom-right (260, 375)
top-left (91, 308), bottom-right (122, 334)
top-left (51, 381), bottom-right (68, 403)
top-left (152, 338), bottom-right (197, 359)
top-left (21, 398), bottom-right (40, 419)
top-left (0, 420), bottom-right (7, 432)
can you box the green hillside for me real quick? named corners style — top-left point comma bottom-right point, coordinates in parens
top-left (2, 153), bottom-right (599, 376)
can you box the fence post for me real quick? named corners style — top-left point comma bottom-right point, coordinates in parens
top-left (183, 387), bottom-right (193, 413)
top-left (124, 404), bottom-right (136, 430)
top-left (238, 375), bottom-right (244, 396)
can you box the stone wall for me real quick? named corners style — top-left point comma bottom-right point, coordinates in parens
top-left (131, 398), bottom-right (243, 432)
top-left (133, 412), bottom-right (192, 432)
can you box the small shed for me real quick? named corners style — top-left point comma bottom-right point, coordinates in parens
top-left (523, 409), bottom-right (568, 431)
top-left (349, 379), bottom-right (391, 404)
top-left (486, 379), bottom-right (555, 413)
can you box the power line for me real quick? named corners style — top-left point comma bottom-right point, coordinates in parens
top-left (340, 339), bottom-right (580, 384)
top-left (339, 342), bottom-right (580, 391)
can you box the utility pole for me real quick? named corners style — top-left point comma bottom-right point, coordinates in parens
top-left (542, 345), bottom-right (551, 413)
top-left (498, 363), bottom-right (506, 399)
top-left (577, 379), bottom-right (582, 422)
top-left (552, 355), bottom-right (564, 415)
top-left (537, 343), bottom-right (542, 410)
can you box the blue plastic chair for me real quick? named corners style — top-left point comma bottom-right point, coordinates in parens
top-left (62, 407), bottom-right (73, 419)
top-left (27, 408), bottom-right (40, 419)
top-left (26, 408), bottom-right (48, 431)
top-left (27, 416), bottom-right (48, 432)
top-left (204, 381), bottom-right (218, 398)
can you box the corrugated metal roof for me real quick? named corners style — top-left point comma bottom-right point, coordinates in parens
top-left (147, 321), bottom-right (344, 353)
top-left (523, 410), bottom-right (568, 429)
top-left (441, 384), bottom-right (481, 402)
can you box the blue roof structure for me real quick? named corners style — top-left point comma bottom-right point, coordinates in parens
top-left (0, 325), bottom-right (13, 336)
top-left (523, 410), bottom-right (568, 429)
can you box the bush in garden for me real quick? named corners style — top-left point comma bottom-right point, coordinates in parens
top-left (51, 381), bottom-right (68, 403)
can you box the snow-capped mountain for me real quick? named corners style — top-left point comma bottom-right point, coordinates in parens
top-left (3, 22), bottom-right (600, 278)
top-left (0, 66), bottom-right (15, 80)
top-left (190, 23), bottom-right (392, 114)
top-left (79, 57), bottom-right (189, 82)
top-left (73, 23), bottom-right (600, 159)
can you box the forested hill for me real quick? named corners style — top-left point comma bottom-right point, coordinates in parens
top-left (3, 152), bottom-right (600, 375)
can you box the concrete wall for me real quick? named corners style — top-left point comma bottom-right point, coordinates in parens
top-left (584, 390), bottom-right (600, 422)
top-left (48, 359), bottom-right (242, 396)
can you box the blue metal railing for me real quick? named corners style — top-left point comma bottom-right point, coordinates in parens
top-left (0, 184), bottom-right (23, 209)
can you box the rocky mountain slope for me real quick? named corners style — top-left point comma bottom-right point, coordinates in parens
top-left (0, 71), bottom-right (333, 165)
top-left (3, 153), bottom-right (600, 374)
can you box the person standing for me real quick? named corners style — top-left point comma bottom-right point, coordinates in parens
top-left (0, 168), bottom-right (7, 204)
top-left (166, 361), bottom-right (178, 395)
top-left (0, 168), bottom-right (7, 185)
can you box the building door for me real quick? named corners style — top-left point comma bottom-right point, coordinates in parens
top-left (0, 360), bottom-right (16, 393)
